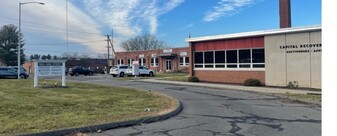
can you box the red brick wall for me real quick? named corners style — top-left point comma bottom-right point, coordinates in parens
top-left (279, 0), bottom-right (291, 28)
top-left (23, 61), bottom-right (34, 74)
top-left (115, 47), bottom-right (190, 72)
top-left (173, 48), bottom-right (190, 72)
top-left (194, 70), bottom-right (265, 84)
top-left (189, 36), bottom-right (266, 84)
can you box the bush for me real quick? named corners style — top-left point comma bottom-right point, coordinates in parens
top-left (287, 81), bottom-right (299, 88)
top-left (188, 76), bottom-right (199, 82)
top-left (243, 79), bottom-right (262, 86)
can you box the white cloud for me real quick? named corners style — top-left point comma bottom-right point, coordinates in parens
top-left (82, 0), bottom-right (185, 36)
top-left (203, 0), bottom-right (260, 22)
top-left (0, 0), bottom-right (107, 56)
top-left (0, 0), bottom-right (185, 56)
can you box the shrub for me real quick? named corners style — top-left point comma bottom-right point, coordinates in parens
top-left (287, 81), bottom-right (299, 88)
top-left (188, 76), bottom-right (199, 82)
top-left (243, 79), bottom-right (262, 86)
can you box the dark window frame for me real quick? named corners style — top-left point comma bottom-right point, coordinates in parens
top-left (193, 48), bottom-right (264, 69)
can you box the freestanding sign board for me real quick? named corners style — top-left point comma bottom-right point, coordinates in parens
top-left (34, 60), bottom-right (67, 87)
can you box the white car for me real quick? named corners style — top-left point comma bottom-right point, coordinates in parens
top-left (126, 66), bottom-right (155, 77)
top-left (109, 65), bottom-right (129, 77)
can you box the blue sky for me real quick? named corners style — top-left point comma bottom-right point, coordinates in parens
top-left (0, 0), bottom-right (321, 58)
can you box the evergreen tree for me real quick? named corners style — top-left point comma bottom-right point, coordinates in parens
top-left (46, 54), bottom-right (51, 60)
top-left (33, 54), bottom-right (40, 60)
top-left (41, 55), bottom-right (47, 60)
top-left (0, 24), bottom-right (25, 66)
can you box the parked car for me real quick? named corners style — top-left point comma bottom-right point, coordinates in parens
top-left (0, 67), bottom-right (21, 79)
top-left (68, 66), bottom-right (94, 76)
top-left (9, 66), bottom-right (29, 79)
top-left (109, 65), bottom-right (129, 77)
top-left (125, 66), bottom-right (155, 77)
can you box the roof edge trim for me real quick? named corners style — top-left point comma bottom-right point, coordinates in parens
top-left (186, 25), bottom-right (321, 42)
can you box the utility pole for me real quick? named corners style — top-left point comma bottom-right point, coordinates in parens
top-left (110, 29), bottom-right (115, 64)
top-left (66, 0), bottom-right (69, 54)
top-left (106, 35), bottom-right (110, 74)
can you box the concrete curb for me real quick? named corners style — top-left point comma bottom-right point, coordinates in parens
top-left (18, 101), bottom-right (183, 136)
top-left (135, 79), bottom-right (321, 95)
top-left (136, 79), bottom-right (321, 105)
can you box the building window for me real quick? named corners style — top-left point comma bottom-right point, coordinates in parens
top-left (151, 58), bottom-right (158, 67)
top-left (226, 50), bottom-right (237, 68)
top-left (252, 49), bottom-right (265, 68)
top-left (118, 59), bottom-right (124, 65)
top-left (204, 51), bottom-right (214, 68)
top-left (179, 57), bottom-right (189, 66)
top-left (215, 51), bottom-right (225, 68)
top-left (194, 48), bottom-right (264, 69)
top-left (239, 49), bottom-right (251, 68)
top-left (128, 59), bottom-right (134, 66)
top-left (194, 52), bottom-right (203, 68)
top-left (139, 58), bottom-right (146, 66)
top-left (185, 57), bottom-right (189, 65)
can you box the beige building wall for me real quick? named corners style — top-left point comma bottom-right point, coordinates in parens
top-left (265, 31), bottom-right (321, 89)
top-left (310, 31), bottom-right (322, 88)
top-left (265, 35), bottom-right (287, 86)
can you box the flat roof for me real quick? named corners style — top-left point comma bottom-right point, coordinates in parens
top-left (186, 26), bottom-right (321, 43)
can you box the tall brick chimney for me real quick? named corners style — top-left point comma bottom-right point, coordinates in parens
top-left (279, 0), bottom-right (291, 28)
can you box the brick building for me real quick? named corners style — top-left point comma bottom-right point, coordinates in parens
top-left (114, 47), bottom-right (190, 73)
top-left (187, 26), bottom-right (321, 89)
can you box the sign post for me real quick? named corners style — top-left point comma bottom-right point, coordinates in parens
top-left (132, 61), bottom-right (139, 77)
top-left (34, 60), bottom-right (67, 87)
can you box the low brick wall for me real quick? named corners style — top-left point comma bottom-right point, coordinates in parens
top-left (194, 70), bottom-right (265, 85)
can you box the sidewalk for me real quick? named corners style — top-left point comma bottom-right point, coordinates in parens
top-left (136, 78), bottom-right (321, 95)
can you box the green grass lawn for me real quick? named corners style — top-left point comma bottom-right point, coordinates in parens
top-left (0, 79), bottom-right (177, 135)
top-left (156, 72), bottom-right (189, 82)
top-left (155, 72), bottom-right (189, 78)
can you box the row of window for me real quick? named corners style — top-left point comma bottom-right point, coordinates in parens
top-left (179, 57), bottom-right (189, 66)
top-left (117, 57), bottom-right (189, 67)
top-left (194, 48), bottom-right (265, 69)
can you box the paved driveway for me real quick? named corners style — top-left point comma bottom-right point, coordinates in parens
top-left (67, 76), bottom-right (321, 136)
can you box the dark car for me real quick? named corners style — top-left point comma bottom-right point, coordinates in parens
top-left (68, 66), bottom-right (93, 76)
top-left (0, 67), bottom-right (28, 79)
top-left (10, 66), bottom-right (29, 79)
top-left (0, 67), bottom-right (17, 79)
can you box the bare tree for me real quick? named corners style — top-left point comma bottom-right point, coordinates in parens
top-left (81, 54), bottom-right (90, 59)
top-left (61, 52), bottom-right (78, 59)
top-left (121, 33), bottom-right (167, 51)
top-left (61, 53), bottom-right (72, 59)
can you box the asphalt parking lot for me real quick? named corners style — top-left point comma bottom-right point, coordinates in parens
top-left (63, 75), bottom-right (321, 136)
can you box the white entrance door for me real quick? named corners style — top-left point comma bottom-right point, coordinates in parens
top-left (166, 59), bottom-right (172, 71)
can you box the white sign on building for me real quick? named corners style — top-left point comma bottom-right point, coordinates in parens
top-left (180, 52), bottom-right (188, 56)
top-left (163, 49), bottom-right (172, 53)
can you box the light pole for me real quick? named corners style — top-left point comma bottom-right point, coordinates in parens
top-left (18, 2), bottom-right (45, 79)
